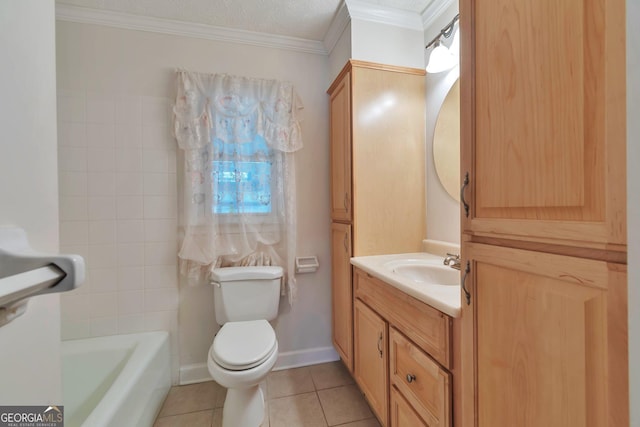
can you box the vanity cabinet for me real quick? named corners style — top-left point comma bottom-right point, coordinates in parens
top-left (354, 299), bottom-right (388, 425)
top-left (328, 60), bottom-right (426, 373)
top-left (459, 0), bottom-right (628, 425)
top-left (353, 268), bottom-right (454, 427)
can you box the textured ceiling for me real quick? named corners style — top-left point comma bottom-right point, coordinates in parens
top-left (56, 0), bottom-right (434, 41)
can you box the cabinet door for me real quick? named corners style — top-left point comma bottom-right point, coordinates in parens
top-left (460, 243), bottom-right (628, 427)
top-left (354, 299), bottom-right (389, 426)
top-left (329, 70), bottom-right (352, 222)
top-left (390, 386), bottom-right (429, 427)
top-left (460, 0), bottom-right (626, 248)
top-left (331, 222), bottom-right (353, 371)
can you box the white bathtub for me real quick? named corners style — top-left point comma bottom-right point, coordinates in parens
top-left (62, 332), bottom-right (171, 427)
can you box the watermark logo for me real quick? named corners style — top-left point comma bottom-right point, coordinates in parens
top-left (0, 406), bottom-right (63, 427)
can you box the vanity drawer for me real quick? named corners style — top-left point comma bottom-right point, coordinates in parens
top-left (354, 268), bottom-right (451, 368)
top-left (389, 327), bottom-right (451, 427)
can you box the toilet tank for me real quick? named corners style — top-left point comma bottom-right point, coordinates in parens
top-left (210, 266), bottom-right (283, 324)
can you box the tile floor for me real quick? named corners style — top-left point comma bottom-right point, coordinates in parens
top-left (154, 361), bottom-right (382, 427)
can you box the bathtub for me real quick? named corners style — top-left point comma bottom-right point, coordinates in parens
top-left (62, 331), bottom-right (171, 427)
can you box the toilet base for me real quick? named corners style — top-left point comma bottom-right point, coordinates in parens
top-left (222, 384), bottom-right (265, 427)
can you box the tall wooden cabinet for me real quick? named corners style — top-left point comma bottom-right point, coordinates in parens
top-left (460, 0), bottom-right (628, 426)
top-left (328, 60), bottom-right (426, 373)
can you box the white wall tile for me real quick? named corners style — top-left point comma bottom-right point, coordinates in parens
top-left (117, 196), bottom-right (144, 219)
top-left (86, 93), bottom-right (115, 124)
top-left (61, 293), bottom-right (91, 321)
top-left (90, 316), bottom-right (118, 337)
top-left (117, 266), bottom-right (145, 291)
top-left (88, 244), bottom-right (117, 268)
top-left (145, 242), bottom-right (177, 266)
top-left (144, 195), bottom-right (177, 219)
top-left (143, 173), bottom-right (169, 195)
top-left (118, 314), bottom-right (146, 334)
top-left (144, 265), bottom-right (178, 289)
top-left (60, 197), bottom-right (88, 221)
top-left (167, 150), bottom-right (177, 173)
top-left (115, 124), bottom-right (142, 147)
top-left (89, 268), bottom-right (118, 292)
top-left (88, 172), bottom-right (116, 196)
top-left (145, 289), bottom-right (178, 311)
top-left (87, 148), bottom-right (115, 172)
top-left (58, 123), bottom-right (87, 147)
top-left (61, 319), bottom-right (90, 340)
top-left (142, 125), bottom-right (173, 150)
top-left (58, 94), bottom-right (85, 123)
top-left (117, 243), bottom-right (145, 267)
top-left (86, 123), bottom-right (115, 148)
top-left (88, 292), bottom-right (118, 318)
top-left (118, 290), bottom-right (144, 315)
top-left (58, 147), bottom-right (87, 172)
top-left (116, 220), bottom-right (145, 243)
top-left (88, 220), bottom-right (116, 244)
top-left (116, 148), bottom-right (143, 172)
top-left (60, 221), bottom-right (89, 246)
top-left (116, 95), bottom-right (142, 125)
top-left (142, 96), bottom-right (169, 125)
top-left (88, 196), bottom-right (116, 220)
top-left (144, 219), bottom-right (177, 242)
top-left (115, 172), bottom-right (143, 196)
top-left (142, 149), bottom-right (168, 173)
top-left (144, 309), bottom-right (178, 332)
top-left (59, 172), bottom-right (88, 196)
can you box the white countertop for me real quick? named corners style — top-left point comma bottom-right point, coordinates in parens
top-left (350, 252), bottom-right (461, 318)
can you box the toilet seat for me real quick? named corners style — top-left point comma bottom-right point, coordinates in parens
top-left (211, 320), bottom-right (277, 371)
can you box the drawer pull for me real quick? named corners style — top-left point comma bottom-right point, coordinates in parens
top-left (377, 332), bottom-right (383, 358)
top-left (406, 373), bottom-right (416, 383)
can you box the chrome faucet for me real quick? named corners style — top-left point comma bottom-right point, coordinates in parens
top-left (443, 253), bottom-right (461, 270)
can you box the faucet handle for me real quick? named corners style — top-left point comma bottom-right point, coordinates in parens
top-left (446, 252), bottom-right (460, 259)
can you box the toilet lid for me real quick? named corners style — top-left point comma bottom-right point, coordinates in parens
top-left (211, 320), bottom-right (277, 371)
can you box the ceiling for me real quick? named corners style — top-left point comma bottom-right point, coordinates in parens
top-left (55, 0), bottom-right (437, 41)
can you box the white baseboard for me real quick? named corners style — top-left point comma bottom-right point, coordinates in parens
top-left (179, 346), bottom-right (340, 385)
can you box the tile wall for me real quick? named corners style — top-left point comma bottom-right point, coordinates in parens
top-left (57, 90), bottom-right (179, 379)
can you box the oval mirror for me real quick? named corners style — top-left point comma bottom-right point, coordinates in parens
top-left (433, 79), bottom-right (460, 201)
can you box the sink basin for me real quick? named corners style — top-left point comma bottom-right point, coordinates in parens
top-left (383, 259), bottom-right (459, 285)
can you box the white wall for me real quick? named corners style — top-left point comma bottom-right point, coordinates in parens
top-left (328, 22), bottom-right (353, 84)
top-left (351, 20), bottom-right (425, 69)
top-left (424, 3), bottom-right (460, 244)
top-left (55, 21), bottom-right (333, 383)
top-left (0, 0), bottom-right (62, 404)
top-left (627, 0), bottom-right (639, 422)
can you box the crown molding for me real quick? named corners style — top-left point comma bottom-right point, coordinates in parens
top-left (323, 1), bottom-right (351, 55)
top-left (421, 0), bottom-right (457, 32)
top-left (55, 4), bottom-right (327, 55)
top-left (345, 0), bottom-right (423, 31)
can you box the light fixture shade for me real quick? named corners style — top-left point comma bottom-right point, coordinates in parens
top-left (450, 28), bottom-right (460, 58)
top-left (426, 43), bottom-right (456, 73)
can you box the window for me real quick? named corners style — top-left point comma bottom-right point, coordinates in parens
top-left (211, 134), bottom-right (273, 215)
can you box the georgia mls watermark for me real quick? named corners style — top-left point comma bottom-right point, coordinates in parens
top-left (0, 406), bottom-right (63, 427)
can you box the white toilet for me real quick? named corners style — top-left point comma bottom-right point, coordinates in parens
top-left (207, 266), bottom-right (282, 427)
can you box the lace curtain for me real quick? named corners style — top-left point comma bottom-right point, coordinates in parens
top-left (173, 70), bottom-right (303, 304)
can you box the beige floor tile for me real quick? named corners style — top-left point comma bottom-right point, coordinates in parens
top-left (309, 361), bottom-right (354, 390)
top-left (158, 381), bottom-right (227, 417)
top-left (267, 366), bottom-right (316, 399)
top-left (153, 409), bottom-right (214, 427)
top-left (211, 408), bottom-right (222, 427)
top-left (269, 392), bottom-right (328, 427)
top-left (334, 418), bottom-right (381, 427)
top-left (317, 385), bottom-right (373, 426)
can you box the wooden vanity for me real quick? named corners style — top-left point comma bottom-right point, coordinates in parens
top-left (350, 263), bottom-right (461, 427)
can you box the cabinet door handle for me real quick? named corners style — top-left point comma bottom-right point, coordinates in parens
top-left (462, 261), bottom-right (471, 305)
top-left (343, 232), bottom-right (349, 253)
top-left (406, 374), bottom-right (416, 383)
top-left (460, 172), bottom-right (470, 218)
top-left (343, 192), bottom-right (349, 212)
top-left (377, 332), bottom-right (383, 358)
